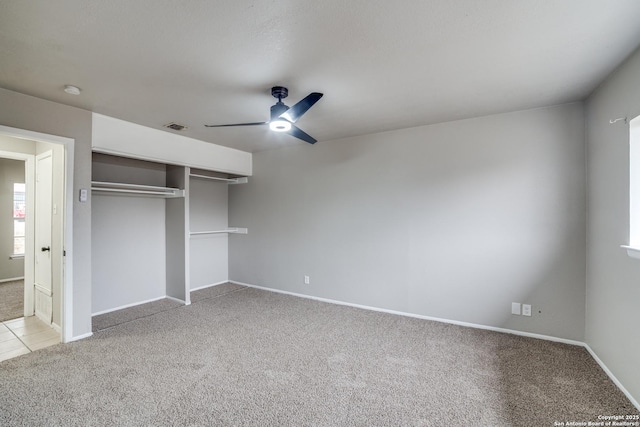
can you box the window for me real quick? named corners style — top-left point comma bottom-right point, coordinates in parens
top-left (13, 183), bottom-right (26, 256)
top-left (623, 115), bottom-right (640, 258)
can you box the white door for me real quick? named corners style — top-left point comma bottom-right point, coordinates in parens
top-left (34, 151), bottom-right (53, 324)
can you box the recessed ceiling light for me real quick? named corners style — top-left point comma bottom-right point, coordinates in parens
top-left (63, 85), bottom-right (81, 95)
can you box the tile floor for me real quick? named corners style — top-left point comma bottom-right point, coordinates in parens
top-left (0, 316), bottom-right (60, 362)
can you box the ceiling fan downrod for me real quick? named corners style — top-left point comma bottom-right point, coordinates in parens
top-left (271, 86), bottom-right (288, 102)
top-left (270, 86), bottom-right (290, 119)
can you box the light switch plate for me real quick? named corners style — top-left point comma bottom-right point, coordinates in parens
top-left (511, 302), bottom-right (521, 315)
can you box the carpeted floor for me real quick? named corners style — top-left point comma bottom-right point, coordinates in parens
top-left (92, 282), bottom-right (247, 331)
top-left (0, 280), bottom-right (23, 322)
top-left (1, 285), bottom-right (637, 426)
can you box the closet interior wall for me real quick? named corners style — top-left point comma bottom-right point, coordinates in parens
top-left (189, 170), bottom-right (229, 291)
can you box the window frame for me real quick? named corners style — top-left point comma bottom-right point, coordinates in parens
top-left (12, 182), bottom-right (26, 257)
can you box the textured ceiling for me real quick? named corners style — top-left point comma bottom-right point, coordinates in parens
top-left (1, 1), bottom-right (640, 152)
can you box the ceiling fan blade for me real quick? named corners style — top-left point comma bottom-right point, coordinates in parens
top-left (279, 92), bottom-right (323, 123)
top-left (288, 124), bottom-right (317, 144)
top-left (205, 121), bottom-right (268, 127)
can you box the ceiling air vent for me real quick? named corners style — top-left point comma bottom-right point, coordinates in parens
top-left (164, 122), bottom-right (188, 131)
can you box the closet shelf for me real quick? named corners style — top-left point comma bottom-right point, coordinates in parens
top-left (189, 173), bottom-right (248, 184)
top-left (190, 227), bottom-right (248, 236)
top-left (91, 181), bottom-right (185, 198)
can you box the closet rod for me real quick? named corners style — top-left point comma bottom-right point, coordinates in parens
top-left (91, 181), bottom-right (184, 197)
top-left (190, 228), bottom-right (248, 235)
top-left (189, 173), bottom-right (248, 184)
top-left (91, 187), bottom-right (181, 197)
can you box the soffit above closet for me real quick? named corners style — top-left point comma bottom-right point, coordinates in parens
top-left (92, 153), bottom-right (245, 185)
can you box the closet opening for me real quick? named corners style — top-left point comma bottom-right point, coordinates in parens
top-left (90, 153), bottom-right (248, 328)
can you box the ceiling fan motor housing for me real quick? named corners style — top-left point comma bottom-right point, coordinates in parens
top-left (270, 102), bottom-right (289, 121)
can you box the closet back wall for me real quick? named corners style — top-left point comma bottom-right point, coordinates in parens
top-left (91, 154), bottom-right (167, 314)
top-left (189, 176), bottom-right (229, 290)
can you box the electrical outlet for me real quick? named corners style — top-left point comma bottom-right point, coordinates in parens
top-left (304, 275), bottom-right (310, 285)
top-left (522, 304), bottom-right (532, 317)
top-left (511, 302), bottom-right (521, 315)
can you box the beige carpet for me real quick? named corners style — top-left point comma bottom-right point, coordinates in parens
top-left (1, 286), bottom-right (637, 426)
top-left (92, 282), bottom-right (247, 331)
top-left (0, 280), bottom-right (23, 322)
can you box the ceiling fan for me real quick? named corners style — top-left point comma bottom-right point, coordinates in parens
top-left (205, 86), bottom-right (323, 144)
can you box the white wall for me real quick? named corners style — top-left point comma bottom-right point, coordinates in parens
top-left (229, 103), bottom-right (586, 341)
top-left (585, 46), bottom-right (640, 404)
top-left (0, 89), bottom-right (92, 340)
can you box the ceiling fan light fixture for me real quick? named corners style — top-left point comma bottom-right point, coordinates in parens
top-left (269, 119), bottom-right (291, 132)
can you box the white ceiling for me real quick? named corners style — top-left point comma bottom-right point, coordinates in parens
top-left (1, 1), bottom-right (640, 153)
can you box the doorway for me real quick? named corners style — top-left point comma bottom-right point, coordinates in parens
top-left (0, 125), bottom-right (74, 343)
top-left (0, 156), bottom-right (26, 322)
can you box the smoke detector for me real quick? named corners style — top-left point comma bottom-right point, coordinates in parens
top-left (63, 85), bottom-right (81, 95)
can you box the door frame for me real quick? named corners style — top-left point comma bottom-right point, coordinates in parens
top-left (0, 125), bottom-right (75, 343)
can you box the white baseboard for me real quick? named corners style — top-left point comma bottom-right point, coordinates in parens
top-left (91, 295), bottom-right (167, 316)
top-left (190, 280), bottom-right (229, 292)
top-left (90, 282), bottom-right (235, 317)
top-left (51, 322), bottom-right (61, 334)
top-left (166, 295), bottom-right (188, 305)
top-left (230, 280), bottom-right (583, 346)
top-left (0, 276), bottom-right (24, 284)
top-left (230, 280), bottom-right (639, 409)
top-left (66, 332), bottom-right (93, 343)
top-left (584, 344), bottom-right (640, 412)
